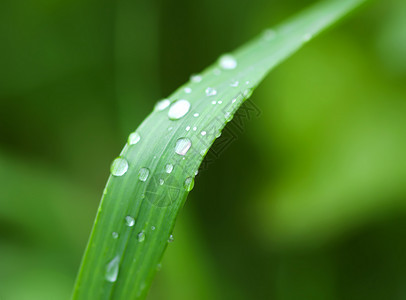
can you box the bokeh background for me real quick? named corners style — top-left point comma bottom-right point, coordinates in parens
top-left (1, 0), bottom-right (406, 299)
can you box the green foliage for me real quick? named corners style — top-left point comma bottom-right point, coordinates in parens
top-left (72, 0), bottom-right (366, 299)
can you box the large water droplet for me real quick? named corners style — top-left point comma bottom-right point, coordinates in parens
top-left (137, 231), bottom-right (145, 242)
top-left (184, 177), bottom-right (195, 191)
top-left (190, 74), bottom-right (202, 83)
top-left (105, 256), bottom-right (120, 282)
top-left (128, 132), bottom-right (141, 145)
top-left (168, 99), bottom-right (191, 120)
top-left (205, 87), bottom-right (217, 96)
top-left (125, 216), bottom-right (135, 227)
top-left (168, 234), bottom-right (174, 243)
top-left (219, 54), bottom-right (237, 70)
top-left (138, 167), bottom-right (150, 182)
top-left (110, 158), bottom-right (128, 177)
top-left (165, 164), bottom-right (173, 174)
top-left (155, 99), bottom-right (171, 111)
top-left (175, 138), bottom-right (192, 156)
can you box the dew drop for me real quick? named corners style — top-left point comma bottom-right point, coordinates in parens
top-left (211, 100), bottom-right (216, 105)
top-left (105, 256), bottom-right (120, 282)
top-left (128, 132), bottom-right (141, 145)
top-left (230, 80), bottom-right (239, 87)
top-left (125, 216), bottom-right (135, 227)
top-left (192, 126), bottom-right (197, 131)
top-left (195, 170), bottom-right (199, 176)
top-left (168, 99), bottom-right (191, 120)
top-left (219, 54), bottom-right (237, 70)
top-left (156, 263), bottom-right (162, 271)
top-left (218, 100), bottom-right (222, 104)
top-left (112, 232), bottom-right (119, 239)
top-left (175, 138), bottom-right (192, 156)
top-left (151, 226), bottom-right (156, 231)
top-left (193, 113), bottom-right (199, 117)
top-left (190, 74), bottom-right (202, 83)
top-left (155, 99), bottom-right (171, 111)
top-left (110, 158), bottom-right (128, 177)
top-left (184, 87), bottom-right (192, 94)
top-left (159, 179), bottom-right (165, 185)
top-left (168, 234), bottom-right (174, 243)
top-left (165, 164), bottom-right (173, 174)
top-left (186, 126), bottom-right (191, 131)
top-left (201, 131), bottom-right (206, 136)
top-left (138, 167), bottom-right (150, 182)
top-left (137, 231), bottom-right (145, 242)
top-left (184, 177), bottom-right (195, 191)
top-left (205, 87), bottom-right (217, 96)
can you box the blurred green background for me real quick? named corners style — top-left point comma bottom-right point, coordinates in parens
top-left (1, 0), bottom-right (406, 299)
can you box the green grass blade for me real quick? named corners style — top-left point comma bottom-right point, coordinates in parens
top-left (72, 0), bottom-right (366, 299)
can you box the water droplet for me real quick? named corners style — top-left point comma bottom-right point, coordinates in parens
top-left (159, 179), bottom-right (165, 185)
top-left (168, 234), bottom-right (174, 243)
top-left (190, 74), bottom-right (202, 83)
top-left (168, 99), bottom-right (191, 120)
top-left (205, 87), bottom-right (217, 96)
top-left (151, 226), bottom-right (156, 231)
top-left (184, 177), bottom-right (195, 191)
top-left (263, 29), bottom-right (276, 41)
top-left (193, 126), bottom-right (197, 131)
top-left (230, 80), bottom-right (239, 87)
top-left (168, 127), bottom-right (173, 131)
top-left (128, 132), bottom-right (141, 145)
top-left (156, 263), bottom-right (162, 271)
top-left (110, 158), bottom-right (128, 177)
top-left (105, 256), bottom-right (120, 282)
top-left (211, 100), bottom-right (216, 105)
top-left (155, 99), bottom-right (171, 111)
top-left (137, 231), bottom-right (145, 242)
top-left (195, 170), bottom-right (199, 176)
top-left (232, 99), bottom-right (236, 103)
top-left (112, 232), bottom-right (119, 239)
top-left (184, 87), bottom-right (192, 94)
top-left (219, 54), bottom-right (237, 70)
top-left (245, 80), bottom-right (250, 85)
top-left (165, 164), bottom-right (173, 174)
top-left (175, 138), bottom-right (191, 156)
top-left (218, 100), bottom-right (222, 104)
top-left (201, 131), bottom-right (206, 136)
top-left (193, 113), bottom-right (199, 117)
top-left (186, 126), bottom-right (191, 131)
top-left (138, 167), bottom-right (150, 182)
top-left (125, 216), bottom-right (135, 227)
top-left (303, 33), bottom-right (312, 42)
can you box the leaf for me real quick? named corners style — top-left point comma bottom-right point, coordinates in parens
top-left (72, 0), bottom-right (366, 299)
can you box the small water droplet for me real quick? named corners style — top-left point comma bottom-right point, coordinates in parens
top-left (112, 232), bottom-right (119, 239)
top-left (125, 216), bottom-right (135, 227)
top-left (165, 164), bottom-right (173, 174)
top-left (195, 170), bottom-right (199, 176)
top-left (175, 138), bottom-right (191, 156)
top-left (193, 126), bottom-right (197, 131)
top-left (245, 80), bottom-right (250, 85)
top-left (201, 131), bottom-right (206, 136)
top-left (232, 99), bottom-right (236, 103)
top-left (155, 99), bottom-right (171, 111)
top-left (138, 167), bottom-right (150, 182)
top-left (193, 113), bottom-right (199, 117)
top-left (159, 178), bottom-right (165, 185)
top-left (110, 158), bottom-right (128, 177)
top-left (230, 80), bottom-right (239, 87)
top-left (184, 87), bottom-right (192, 94)
top-left (219, 54), bottom-right (237, 70)
top-left (156, 263), bottom-right (162, 271)
top-left (151, 226), bottom-right (156, 231)
top-left (186, 126), bottom-right (191, 131)
top-left (218, 100), bottom-right (222, 104)
top-left (168, 127), bottom-right (173, 131)
top-left (184, 177), bottom-right (195, 191)
top-left (105, 256), bottom-right (120, 282)
top-left (128, 132), bottom-right (141, 145)
top-left (168, 99), bottom-right (191, 120)
top-left (211, 100), bottom-right (216, 105)
top-left (137, 231), bottom-right (145, 242)
top-left (205, 87), bottom-right (217, 96)
top-left (168, 234), bottom-right (174, 243)
top-left (190, 74), bottom-right (202, 83)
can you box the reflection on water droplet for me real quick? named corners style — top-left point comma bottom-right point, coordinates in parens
top-left (186, 126), bottom-right (191, 131)
top-left (218, 100), bottom-right (222, 104)
top-left (211, 100), bottom-right (216, 105)
top-left (138, 167), bottom-right (150, 182)
top-left (155, 99), bottom-right (171, 111)
top-left (230, 80), bottom-right (239, 87)
top-left (184, 177), bottom-right (194, 191)
top-left (190, 74), bottom-right (202, 83)
top-left (219, 54), bottom-right (237, 70)
top-left (168, 234), bottom-right (174, 243)
top-left (137, 231), bottom-right (145, 242)
top-left (165, 164), bottom-right (173, 174)
top-left (205, 87), bottom-right (217, 96)
top-left (168, 99), bottom-right (191, 120)
top-left (128, 132), bottom-right (141, 145)
top-left (184, 87), bottom-right (192, 94)
top-left (110, 158), bottom-right (128, 176)
top-left (195, 170), bottom-right (199, 176)
top-left (112, 232), bottom-right (119, 239)
top-left (175, 138), bottom-right (191, 156)
top-left (125, 216), bottom-right (135, 227)
top-left (193, 113), bottom-right (199, 117)
top-left (105, 255), bottom-right (120, 282)
top-left (201, 131), bottom-right (206, 136)
top-left (193, 126), bottom-right (197, 131)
